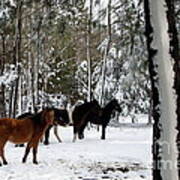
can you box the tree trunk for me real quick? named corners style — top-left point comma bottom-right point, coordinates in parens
top-left (99, 0), bottom-right (112, 106)
top-left (144, 0), bottom-right (180, 179)
top-left (148, 91), bottom-right (153, 124)
top-left (0, 35), bottom-right (6, 117)
top-left (13, 0), bottom-right (23, 118)
top-left (87, 0), bottom-right (93, 102)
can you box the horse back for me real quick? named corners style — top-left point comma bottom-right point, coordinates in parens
top-left (0, 118), bottom-right (14, 133)
top-left (72, 104), bottom-right (90, 122)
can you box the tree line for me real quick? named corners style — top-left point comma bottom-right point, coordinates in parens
top-left (0, 0), bottom-right (179, 122)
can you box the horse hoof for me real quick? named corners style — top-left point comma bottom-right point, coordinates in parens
top-left (3, 161), bottom-right (8, 165)
top-left (22, 158), bottom-right (26, 163)
top-left (33, 161), bottom-right (38, 165)
top-left (79, 135), bottom-right (84, 140)
top-left (44, 141), bottom-right (49, 145)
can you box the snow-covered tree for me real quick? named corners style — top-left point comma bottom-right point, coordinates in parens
top-left (144, 0), bottom-right (180, 179)
top-left (94, 0), bottom-right (150, 121)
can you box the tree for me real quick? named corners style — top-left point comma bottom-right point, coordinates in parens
top-left (144, 0), bottom-right (180, 179)
top-left (94, 0), bottom-right (150, 120)
top-left (0, 34), bottom-right (6, 117)
top-left (12, 0), bottom-right (23, 117)
top-left (87, 0), bottom-right (93, 102)
top-left (99, 0), bottom-right (112, 106)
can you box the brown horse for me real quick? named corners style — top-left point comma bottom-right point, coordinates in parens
top-left (15, 108), bottom-right (70, 145)
top-left (0, 109), bottom-right (54, 166)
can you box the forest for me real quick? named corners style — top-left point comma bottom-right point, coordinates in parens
top-left (0, 0), bottom-right (179, 120)
top-left (0, 0), bottom-right (153, 120)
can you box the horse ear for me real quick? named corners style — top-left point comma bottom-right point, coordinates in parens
top-left (113, 98), bottom-right (119, 104)
top-left (92, 99), bottom-right (98, 104)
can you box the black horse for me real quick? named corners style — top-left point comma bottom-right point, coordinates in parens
top-left (44, 108), bottom-right (70, 145)
top-left (100, 99), bottom-right (122, 139)
top-left (15, 108), bottom-right (70, 146)
top-left (76, 99), bottom-right (122, 140)
top-left (72, 99), bottom-right (101, 142)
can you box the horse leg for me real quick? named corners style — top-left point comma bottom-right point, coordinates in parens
top-left (0, 138), bottom-right (8, 165)
top-left (54, 126), bottom-right (62, 143)
top-left (101, 125), bottom-right (106, 140)
top-left (15, 143), bottom-right (24, 147)
top-left (32, 134), bottom-right (44, 164)
top-left (22, 143), bottom-right (31, 163)
top-left (1, 149), bottom-right (8, 165)
top-left (78, 120), bottom-right (89, 140)
top-left (73, 133), bottom-right (78, 142)
top-left (72, 126), bottom-right (78, 142)
top-left (78, 127), bottom-right (85, 140)
top-left (0, 143), bottom-right (8, 165)
top-left (23, 135), bottom-right (42, 164)
top-left (44, 125), bottom-right (52, 145)
top-left (32, 142), bottom-right (39, 164)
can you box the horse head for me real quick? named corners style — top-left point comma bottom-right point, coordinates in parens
top-left (111, 99), bottom-right (122, 113)
top-left (54, 109), bottom-right (70, 126)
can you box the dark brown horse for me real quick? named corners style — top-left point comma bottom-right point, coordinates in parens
top-left (44, 108), bottom-right (70, 145)
top-left (75, 99), bottom-right (122, 140)
top-left (72, 99), bottom-right (101, 142)
top-left (0, 109), bottom-right (54, 165)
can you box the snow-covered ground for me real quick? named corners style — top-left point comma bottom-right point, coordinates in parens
top-left (0, 123), bottom-right (152, 180)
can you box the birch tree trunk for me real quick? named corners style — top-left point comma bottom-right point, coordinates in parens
top-left (13, 0), bottom-right (23, 118)
top-left (33, 5), bottom-right (42, 111)
top-left (99, 0), bottom-right (112, 106)
top-left (87, 0), bottom-right (93, 102)
top-left (144, 0), bottom-right (180, 179)
top-left (0, 35), bottom-right (6, 117)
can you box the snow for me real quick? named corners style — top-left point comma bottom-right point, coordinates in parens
top-left (0, 124), bottom-right (152, 180)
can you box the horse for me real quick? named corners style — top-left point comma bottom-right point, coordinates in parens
top-left (99, 99), bottom-right (122, 139)
top-left (15, 108), bottom-right (70, 145)
top-left (43, 108), bottom-right (70, 145)
top-left (76, 99), bottom-right (122, 140)
top-left (15, 112), bottom-right (34, 147)
top-left (0, 109), bottom-right (54, 165)
top-left (72, 99), bottom-right (101, 142)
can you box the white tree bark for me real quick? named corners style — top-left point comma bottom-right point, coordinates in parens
top-left (99, 0), bottom-right (112, 106)
top-left (144, 0), bottom-right (179, 179)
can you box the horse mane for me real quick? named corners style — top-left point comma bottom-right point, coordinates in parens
top-left (101, 99), bottom-right (121, 125)
top-left (16, 112), bottom-right (34, 119)
top-left (103, 99), bottom-right (120, 112)
top-left (30, 111), bottom-right (44, 125)
top-left (75, 99), bottom-right (99, 111)
top-left (53, 108), bottom-right (70, 124)
top-left (103, 100), bottom-right (116, 113)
